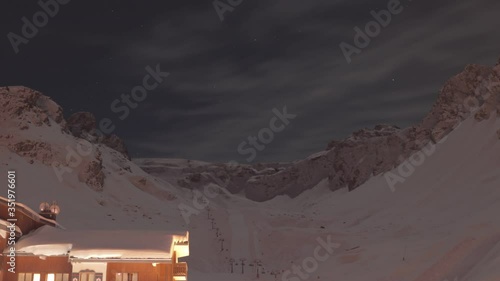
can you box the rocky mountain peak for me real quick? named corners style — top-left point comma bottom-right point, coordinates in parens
top-left (0, 86), bottom-right (66, 130)
top-left (66, 111), bottom-right (130, 160)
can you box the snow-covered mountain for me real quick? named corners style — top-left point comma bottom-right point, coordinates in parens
top-left (0, 86), bottom-right (184, 230)
top-left (1, 59), bottom-right (500, 280)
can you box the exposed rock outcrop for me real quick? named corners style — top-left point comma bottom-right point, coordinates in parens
top-left (101, 134), bottom-right (130, 160)
top-left (80, 150), bottom-right (105, 192)
top-left (67, 112), bottom-right (97, 138)
top-left (0, 86), bottom-right (66, 129)
top-left (8, 140), bottom-right (56, 165)
top-left (67, 112), bottom-right (130, 159)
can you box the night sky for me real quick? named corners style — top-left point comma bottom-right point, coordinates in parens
top-left (1, 0), bottom-right (500, 163)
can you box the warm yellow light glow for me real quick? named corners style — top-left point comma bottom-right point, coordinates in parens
top-left (47, 274), bottom-right (55, 281)
top-left (33, 274), bottom-right (41, 281)
top-left (174, 244), bottom-right (190, 258)
top-left (39, 202), bottom-right (49, 211)
top-left (50, 203), bottom-right (61, 215)
top-left (172, 232), bottom-right (190, 259)
top-left (152, 263), bottom-right (157, 267)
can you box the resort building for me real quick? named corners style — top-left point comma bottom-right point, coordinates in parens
top-left (0, 197), bottom-right (189, 281)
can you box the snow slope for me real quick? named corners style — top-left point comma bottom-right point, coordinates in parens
top-left (259, 115), bottom-right (500, 281)
top-left (174, 114), bottom-right (500, 281)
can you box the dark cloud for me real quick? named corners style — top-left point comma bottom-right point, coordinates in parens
top-left (1, 0), bottom-right (499, 163)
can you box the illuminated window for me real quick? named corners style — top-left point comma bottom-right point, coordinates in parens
top-left (18, 273), bottom-right (32, 281)
top-left (33, 274), bottom-right (41, 281)
top-left (79, 272), bottom-right (95, 281)
top-left (51, 273), bottom-right (69, 281)
top-left (116, 273), bottom-right (138, 281)
top-left (54, 274), bottom-right (69, 281)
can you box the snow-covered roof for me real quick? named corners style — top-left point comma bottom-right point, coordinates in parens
top-left (0, 219), bottom-right (23, 237)
top-left (12, 226), bottom-right (188, 260)
top-left (0, 196), bottom-right (63, 229)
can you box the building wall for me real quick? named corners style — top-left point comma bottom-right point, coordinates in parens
top-left (1, 255), bottom-right (72, 281)
top-left (0, 202), bottom-right (46, 237)
top-left (0, 235), bottom-right (6, 251)
top-left (106, 263), bottom-right (173, 281)
top-left (0, 259), bottom-right (182, 281)
top-left (0, 255), bottom-right (4, 281)
top-left (1, 232), bottom-right (10, 281)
